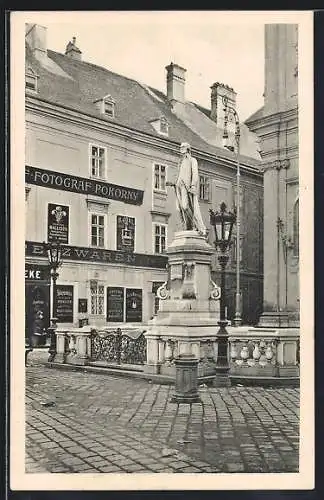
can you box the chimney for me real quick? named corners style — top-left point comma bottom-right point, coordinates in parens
top-left (65, 37), bottom-right (82, 61)
top-left (25, 23), bottom-right (47, 63)
top-left (210, 82), bottom-right (237, 126)
top-left (165, 62), bottom-right (186, 103)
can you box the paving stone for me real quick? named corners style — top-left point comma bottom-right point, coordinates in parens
top-left (25, 354), bottom-right (300, 473)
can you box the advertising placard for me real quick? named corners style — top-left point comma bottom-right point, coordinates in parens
top-left (107, 287), bottom-right (124, 322)
top-left (56, 285), bottom-right (74, 323)
top-left (125, 288), bottom-right (142, 323)
top-left (48, 203), bottom-right (69, 244)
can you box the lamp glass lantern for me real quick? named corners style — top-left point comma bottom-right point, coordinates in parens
top-left (209, 202), bottom-right (236, 254)
top-left (44, 240), bottom-right (62, 272)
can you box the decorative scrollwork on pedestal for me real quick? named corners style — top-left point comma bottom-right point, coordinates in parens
top-left (210, 279), bottom-right (221, 300)
top-left (157, 282), bottom-right (169, 300)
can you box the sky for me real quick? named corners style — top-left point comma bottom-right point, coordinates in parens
top-left (25, 12), bottom-right (267, 121)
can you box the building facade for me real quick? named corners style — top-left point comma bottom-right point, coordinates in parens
top-left (246, 24), bottom-right (299, 327)
top-left (25, 24), bottom-right (263, 338)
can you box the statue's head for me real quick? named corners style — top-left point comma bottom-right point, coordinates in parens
top-left (180, 142), bottom-right (191, 156)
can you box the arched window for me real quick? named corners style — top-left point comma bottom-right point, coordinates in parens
top-left (293, 199), bottom-right (299, 257)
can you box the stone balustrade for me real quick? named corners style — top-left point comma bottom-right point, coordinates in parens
top-left (51, 324), bottom-right (299, 385)
top-left (145, 334), bottom-right (218, 377)
top-left (53, 326), bottom-right (94, 365)
top-left (228, 327), bottom-right (300, 383)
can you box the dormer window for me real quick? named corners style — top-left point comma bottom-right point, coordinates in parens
top-left (149, 115), bottom-right (169, 136)
top-left (160, 116), bottom-right (169, 135)
top-left (25, 67), bottom-right (38, 92)
top-left (94, 95), bottom-right (115, 118)
top-left (103, 95), bottom-right (115, 117)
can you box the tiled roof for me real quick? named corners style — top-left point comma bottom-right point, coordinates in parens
top-left (26, 44), bottom-right (261, 168)
top-left (245, 106), bottom-right (265, 124)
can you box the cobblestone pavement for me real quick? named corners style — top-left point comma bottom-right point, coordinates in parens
top-left (25, 350), bottom-right (299, 473)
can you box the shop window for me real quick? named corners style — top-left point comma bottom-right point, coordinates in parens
top-left (293, 199), bottom-right (299, 257)
top-left (90, 213), bottom-right (105, 248)
top-left (153, 223), bottom-right (167, 254)
top-left (153, 164), bottom-right (167, 191)
top-left (90, 281), bottom-right (105, 316)
top-left (89, 144), bottom-right (106, 179)
top-left (199, 175), bottom-right (210, 201)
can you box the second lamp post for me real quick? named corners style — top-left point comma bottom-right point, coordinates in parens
top-left (222, 95), bottom-right (242, 327)
top-left (210, 202), bottom-right (236, 387)
top-left (44, 240), bottom-right (62, 361)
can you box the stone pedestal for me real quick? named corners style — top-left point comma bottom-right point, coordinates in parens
top-left (170, 354), bottom-right (201, 403)
top-left (144, 231), bottom-right (220, 378)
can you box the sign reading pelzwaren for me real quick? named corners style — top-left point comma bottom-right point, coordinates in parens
top-left (26, 166), bottom-right (144, 206)
top-left (26, 241), bottom-right (168, 270)
top-left (48, 203), bottom-right (69, 243)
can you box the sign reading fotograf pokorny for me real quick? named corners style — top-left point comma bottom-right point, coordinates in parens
top-left (26, 166), bottom-right (144, 206)
top-left (48, 203), bottom-right (69, 244)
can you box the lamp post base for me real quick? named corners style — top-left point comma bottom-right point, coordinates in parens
top-left (233, 316), bottom-right (243, 327)
top-left (213, 371), bottom-right (231, 388)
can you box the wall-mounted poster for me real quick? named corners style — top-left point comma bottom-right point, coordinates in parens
top-left (126, 288), bottom-right (142, 323)
top-left (56, 285), bottom-right (74, 323)
top-left (78, 298), bottom-right (88, 314)
top-left (107, 287), bottom-right (124, 322)
top-left (48, 203), bottom-right (69, 244)
top-left (116, 215), bottom-right (135, 252)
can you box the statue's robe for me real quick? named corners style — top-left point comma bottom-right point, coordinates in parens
top-left (175, 154), bottom-right (207, 235)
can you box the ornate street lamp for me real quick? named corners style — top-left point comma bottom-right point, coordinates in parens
top-left (222, 95), bottom-right (242, 327)
top-left (43, 240), bottom-right (62, 361)
top-left (209, 202), bottom-right (236, 387)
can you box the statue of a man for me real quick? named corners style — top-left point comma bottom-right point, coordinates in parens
top-left (170, 143), bottom-right (207, 236)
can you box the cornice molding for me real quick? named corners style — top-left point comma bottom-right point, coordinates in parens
top-left (260, 159), bottom-right (290, 173)
top-left (247, 106), bottom-right (298, 129)
top-left (26, 95), bottom-right (262, 179)
top-left (150, 210), bottom-right (171, 219)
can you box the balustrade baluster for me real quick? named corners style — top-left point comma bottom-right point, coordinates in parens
top-left (240, 343), bottom-right (249, 364)
top-left (252, 341), bottom-right (261, 364)
top-left (230, 340), bottom-right (238, 362)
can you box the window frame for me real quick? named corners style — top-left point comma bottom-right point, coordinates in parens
top-left (102, 95), bottom-right (115, 117)
top-left (88, 211), bottom-right (107, 249)
top-left (89, 280), bottom-right (105, 316)
top-left (159, 116), bottom-right (169, 136)
top-left (152, 222), bottom-right (168, 254)
top-left (199, 174), bottom-right (211, 202)
top-left (89, 143), bottom-right (107, 180)
top-left (153, 163), bottom-right (167, 193)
